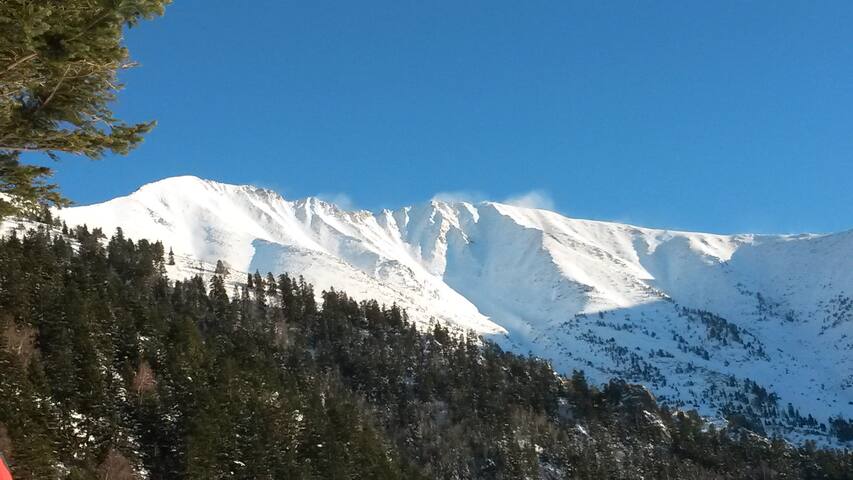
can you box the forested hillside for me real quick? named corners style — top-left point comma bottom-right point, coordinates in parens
top-left (1, 225), bottom-right (851, 479)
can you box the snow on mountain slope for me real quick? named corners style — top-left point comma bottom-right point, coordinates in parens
top-left (57, 177), bottom-right (499, 334)
top-left (55, 176), bottom-right (853, 444)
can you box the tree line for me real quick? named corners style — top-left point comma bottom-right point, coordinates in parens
top-left (0, 225), bottom-right (851, 479)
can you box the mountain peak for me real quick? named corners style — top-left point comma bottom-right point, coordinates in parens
top-left (135, 174), bottom-right (212, 192)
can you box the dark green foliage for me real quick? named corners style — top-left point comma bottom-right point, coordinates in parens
top-left (831, 417), bottom-right (853, 443)
top-left (0, 153), bottom-right (67, 219)
top-left (0, 227), bottom-right (851, 479)
top-left (0, 0), bottom-right (169, 218)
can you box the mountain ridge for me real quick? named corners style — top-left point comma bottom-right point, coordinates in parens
top-left (53, 175), bottom-right (853, 444)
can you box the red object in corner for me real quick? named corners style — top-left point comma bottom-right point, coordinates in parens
top-left (0, 454), bottom-right (12, 480)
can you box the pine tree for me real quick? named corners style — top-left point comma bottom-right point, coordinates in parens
top-left (0, 154), bottom-right (67, 219)
top-left (0, 0), bottom-right (170, 218)
top-left (167, 247), bottom-right (175, 265)
top-left (266, 272), bottom-right (277, 297)
top-left (214, 259), bottom-right (228, 277)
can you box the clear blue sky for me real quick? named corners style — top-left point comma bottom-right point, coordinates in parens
top-left (42, 1), bottom-right (853, 234)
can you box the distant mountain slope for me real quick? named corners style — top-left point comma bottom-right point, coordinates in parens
top-left (56, 176), bottom-right (853, 444)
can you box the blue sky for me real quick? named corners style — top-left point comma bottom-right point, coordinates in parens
top-left (41, 1), bottom-right (853, 234)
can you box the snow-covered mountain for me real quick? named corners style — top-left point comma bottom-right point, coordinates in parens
top-left (56, 176), bottom-right (853, 444)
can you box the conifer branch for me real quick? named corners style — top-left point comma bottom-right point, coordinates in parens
top-left (0, 52), bottom-right (37, 76)
top-left (35, 66), bottom-right (72, 113)
top-left (67, 9), bottom-right (115, 43)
